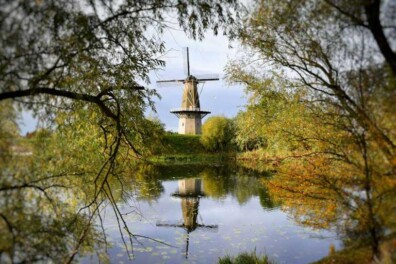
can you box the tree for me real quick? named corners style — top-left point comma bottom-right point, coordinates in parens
top-left (200, 116), bottom-right (235, 151)
top-left (229, 73), bottom-right (311, 156)
top-left (0, 101), bottom-right (19, 161)
top-left (0, 1), bottom-right (242, 261)
top-left (0, 0), bottom-right (241, 155)
top-left (323, 0), bottom-right (396, 75)
top-left (235, 0), bottom-right (395, 164)
top-left (228, 0), bottom-right (396, 259)
top-left (234, 111), bottom-right (266, 152)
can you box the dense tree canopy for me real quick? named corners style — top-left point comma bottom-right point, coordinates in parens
top-left (0, 1), bottom-right (241, 262)
top-left (200, 116), bottom-right (235, 151)
top-left (233, 0), bottom-right (395, 161)
top-left (228, 0), bottom-right (396, 259)
top-left (0, 0), bottom-right (240, 154)
top-left (1, 0), bottom-right (395, 262)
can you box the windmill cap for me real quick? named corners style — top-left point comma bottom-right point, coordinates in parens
top-left (185, 75), bottom-right (197, 81)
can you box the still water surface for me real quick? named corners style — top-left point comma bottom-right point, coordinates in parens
top-left (84, 164), bottom-right (341, 263)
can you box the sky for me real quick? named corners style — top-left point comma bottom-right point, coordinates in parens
top-left (150, 29), bottom-right (247, 132)
top-left (18, 26), bottom-right (247, 134)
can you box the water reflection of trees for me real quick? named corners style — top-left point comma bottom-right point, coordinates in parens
top-left (0, 129), bottom-right (141, 263)
top-left (131, 163), bottom-right (164, 202)
top-left (263, 154), bottom-right (396, 260)
top-left (0, 151), bottom-right (279, 263)
top-left (200, 166), bottom-right (277, 207)
top-left (0, 157), bottom-right (106, 263)
top-left (131, 164), bottom-right (279, 210)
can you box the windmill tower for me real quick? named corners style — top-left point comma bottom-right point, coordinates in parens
top-left (157, 48), bottom-right (219, 134)
top-left (156, 178), bottom-right (218, 259)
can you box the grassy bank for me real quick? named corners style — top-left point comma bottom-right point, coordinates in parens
top-left (314, 236), bottom-right (396, 264)
top-left (313, 245), bottom-right (372, 264)
top-left (217, 236), bottom-right (396, 264)
top-left (160, 134), bottom-right (206, 155)
top-left (148, 133), bottom-right (235, 164)
top-left (149, 153), bottom-right (234, 164)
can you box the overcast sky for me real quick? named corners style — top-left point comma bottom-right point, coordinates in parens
top-left (18, 27), bottom-right (247, 134)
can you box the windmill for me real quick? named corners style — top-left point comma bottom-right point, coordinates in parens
top-left (157, 48), bottom-right (219, 134)
top-left (156, 178), bottom-right (218, 259)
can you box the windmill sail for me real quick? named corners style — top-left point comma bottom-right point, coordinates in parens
top-left (194, 73), bottom-right (220, 82)
top-left (156, 79), bottom-right (185, 87)
top-left (183, 47), bottom-right (190, 76)
top-left (156, 47), bottom-right (219, 134)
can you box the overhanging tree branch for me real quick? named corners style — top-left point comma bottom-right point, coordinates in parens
top-left (364, 0), bottom-right (396, 75)
top-left (0, 87), bottom-right (136, 120)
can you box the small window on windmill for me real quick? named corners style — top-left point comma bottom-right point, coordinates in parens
top-left (182, 122), bottom-right (184, 126)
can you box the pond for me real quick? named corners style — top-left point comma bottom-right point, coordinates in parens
top-left (82, 164), bottom-right (341, 263)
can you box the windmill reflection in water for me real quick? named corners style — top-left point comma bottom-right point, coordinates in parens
top-left (156, 178), bottom-right (218, 258)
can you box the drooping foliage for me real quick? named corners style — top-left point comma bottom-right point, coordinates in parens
top-left (229, 0), bottom-right (396, 259)
top-left (0, 1), bottom-right (242, 262)
top-left (0, 0), bottom-right (241, 154)
top-left (0, 102), bottom-right (20, 161)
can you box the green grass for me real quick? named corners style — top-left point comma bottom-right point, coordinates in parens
top-left (161, 133), bottom-right (206, 155)
top-left (147, 133), bottom-right (236, 164)
top-left (218, 252), bottom-right (272, 264)
top-left (149, 153), bottom-right (233, 164)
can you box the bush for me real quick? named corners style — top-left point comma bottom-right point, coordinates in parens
top-left (200, 116), bottom-right (235, 152)
top-left (218, 252), bottom-right (272, 264)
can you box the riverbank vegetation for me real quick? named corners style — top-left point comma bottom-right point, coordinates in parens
top-left (218, 251), bottom-right (272, 264)
top-left (146, 116), bottom-right (236, 163)
top-left (0, 0), bottom-right (241, 262)
top-left (226, 0), bottom-right (396, 261)
top-left (145, 132), bottom-right (235, 163)
top-left (0, 0), bottom-right (395, 263)
top-left (218, 235), bottom-right (396, 264)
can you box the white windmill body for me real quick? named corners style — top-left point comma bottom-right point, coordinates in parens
top-left (157, 48), bottom-right (219, 135)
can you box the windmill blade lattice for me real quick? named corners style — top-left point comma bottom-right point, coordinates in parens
top-left (156, 79), bottom-right (185, 87)
top-left (183, 47), bottom-right (190, 76)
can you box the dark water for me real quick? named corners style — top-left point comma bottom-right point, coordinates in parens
top-left (83, 164), bottom-right (341, 264)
